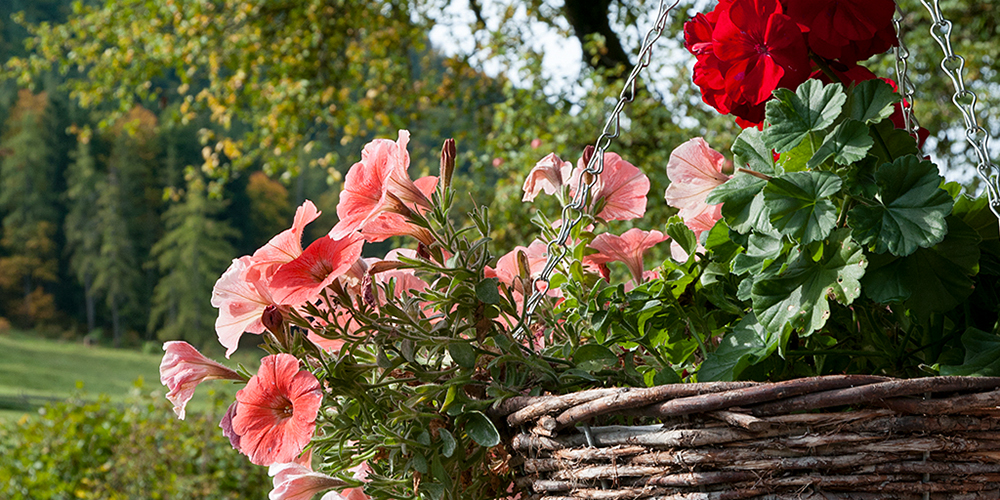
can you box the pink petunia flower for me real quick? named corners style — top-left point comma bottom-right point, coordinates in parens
top-left (571, 152), bottom-right (649, 221)
top-left (220, 401), bottom-right (241, 450)
top-left (586, 229), bottom-right (669, 284)
top-left (248, 201), bottom-right (322, 282)
top-left (323, 463), bottom-right (372, 500)
top-left (329, 130), bottom-right (431, 240)
top-left (268, 462), bottom-right (347, 500)
top-left (212, 256), bottom-right (277, 357)
top-left (269, 233), bottom-right (366, 306)
top-left (159, 341), bottom-right (244, 420)
top-left (491, 239), bottom-right (551, 294)
top-left (356, 176), bottom-right (437, 245)
top-left (232, 354), bottom-right (323, 466)
top-left (664, 138), bottom-right (731, 238)
top-left (521, 153), bottom-right (573, 202)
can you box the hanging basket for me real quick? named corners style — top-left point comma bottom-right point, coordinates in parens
top-left (494, 375), bottom-right (1000, 499)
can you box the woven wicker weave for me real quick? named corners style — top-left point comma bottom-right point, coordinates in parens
top-left (495, 375), bottom-right (1000, 500)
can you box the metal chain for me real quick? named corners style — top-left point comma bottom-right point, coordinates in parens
top-left (919, 0), bottom-right (1000, 218)
top-left (514, 0), bottom-right (680, 339)
top-left (892, 3), bottom-right (922, 146)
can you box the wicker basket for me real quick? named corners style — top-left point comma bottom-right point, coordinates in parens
top-left (493, 375), bottom-right (1000, 500)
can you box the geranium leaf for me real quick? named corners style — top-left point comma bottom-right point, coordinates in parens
top-left (939, 328), bottom-right (1000, 376)
top-left (763, 79), bottom-right (846, 153)
top-left (731, 230), bottom-right (784, 275)
top-left (807, 119), bottom-right (873, 169)
top-left (868, 120), bottom-right (919, 163)
top-left (863, 215), bottom-right (980, 316)
top-left (764, 171), bottom-right (842, 245)
top-left (848, 79), bottom-right (899, 124)
top-left (699, 313), bottom-right (781, 381)
top-left (731, 127), bottom-right (776, 174)
top-left (849, 155), bottom-right (953, 256)
top-left (707, 173), bottom-right (771, 235)
top-left (666, 216), bottom-right (698, 257)
top-left (752, 229), bottom-right (866, 335)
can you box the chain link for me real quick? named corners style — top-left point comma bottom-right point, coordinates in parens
top-left (892, 4), bottom-right (922, 146)
top-left (514, 0), bottom-right (680, 341)
top-left (919, 0), bottom-right (1000, 217)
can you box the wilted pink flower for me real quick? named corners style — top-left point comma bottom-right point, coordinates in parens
top-left (571, 152), bottom-right (649, 221)
top-left (249, 201), bottom-right (322, 281)
top-left (357, 176), bottom-right (437, 245)
top-left (220, 401), bottom-right (241, 450)
top-left (160, 341), bottom-right (244, 419)
top-left (270, 233), bottom-right (366, 306)
top-left (664, 138), bottom-right (730, 237)
top-left (586, 229), bottom-right (668, 284)
top-left (268, 462), bottom-right (347, 500)
top-left (329, 130), bottom-right (430, 240)
top-left (233, 354), bottom-right (323, 466)
top-left (212, 256), bottom-right (277, 357)
top-left (522, 153), bottom-right (572, 202)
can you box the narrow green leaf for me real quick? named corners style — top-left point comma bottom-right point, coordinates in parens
top-left (462, 410), bottom-right (500, 447)
top-left (764, 171), bottom-right (842, 244)
top-left (752, 229), bottom-right (866, 334)
top-left (764, 79), bottom-right (847, 153)
top-left (848, 79), bottom-right (900, 124)
top-left (807, 119), bottom-right (873, 169)
top-left (849, 155), bottom-right (953, 256)
top-left (438, 428), bottom-right (456, 458)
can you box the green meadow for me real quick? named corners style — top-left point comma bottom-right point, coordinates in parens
top-left (0, 330), bottom-right (259, 421)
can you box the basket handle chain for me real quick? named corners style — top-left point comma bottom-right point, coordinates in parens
top-left (918, 0), bottom-right (1000, 220)
top-left (514, 0), bottom-right (681, 344)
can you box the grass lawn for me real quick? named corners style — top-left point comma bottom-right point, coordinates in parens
top-left (0, 330), bottom-right (261, 421)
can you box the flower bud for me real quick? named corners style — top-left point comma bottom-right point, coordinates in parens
top-left (440, 138), bottom-right (456, 193)
top-left (262, 305), bottom-right (284, 333)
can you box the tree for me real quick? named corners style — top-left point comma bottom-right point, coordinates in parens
top-left (64, 130), bottom-right (102, 333)
top-left (0, 89), bottom-right (60, 325)
top-left (149, 173), bottom-right (238, 347)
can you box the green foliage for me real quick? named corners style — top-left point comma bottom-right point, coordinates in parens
top-left (763, 79), bottom-right (846, 153)
top-left (0, 388), bottom-right (270, 500)
top-left (148, 175), bottom-right (239, 346)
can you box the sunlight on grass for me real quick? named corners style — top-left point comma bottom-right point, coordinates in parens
top-left (0, 331), bottom-right (262, 422)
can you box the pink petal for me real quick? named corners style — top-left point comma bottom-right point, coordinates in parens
top-left (212, 256), bottom-right (274, 357)
top-left (329, 131), bottom-right (410, 239)
top-left (587, 229), bottom-right (668, 284)
top-left (522, 153), bottom-right (572, 202)
top-left (159, 341), bottom-right (243, 419)
top-left (249, 201), bottom-right (322, 281)
top-left (591, 153), bottom-right (650, 221)
top-left (268, 463), bottom-right (346, 500)
top-left (270, 233), bottom-right (366, 305)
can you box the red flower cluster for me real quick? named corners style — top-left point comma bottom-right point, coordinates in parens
top-left (686, 0), bottom-right (897, 127)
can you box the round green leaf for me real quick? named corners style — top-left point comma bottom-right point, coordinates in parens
top-left (764, 171), bottom-right (842, 245)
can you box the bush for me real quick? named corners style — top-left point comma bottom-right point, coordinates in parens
top-left (0, 383), bottom-right (270, 499)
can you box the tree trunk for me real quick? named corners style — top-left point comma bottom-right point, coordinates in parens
top-left (84, 272), bottom-right (95, 333)
top-left (111, 294), bottom-right (121, 348)
top-left (562, 0), bottom-right (633, 78)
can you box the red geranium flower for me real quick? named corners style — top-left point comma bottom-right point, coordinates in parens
top-left (785, 0), bottom-right (897, 64)
top-left (232, 354), bottom-right (323, 466)
top-left (713, 0), bottom-right (811, 106)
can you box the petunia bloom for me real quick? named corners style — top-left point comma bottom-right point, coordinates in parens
top-left (664, 138), bottom-right (731, 238)
top-left (356, 176), bottom-right (437, 245)
top-left (586, 229), bottom-right (669, 284)
top-left (248, 201), bottom-right (322, 282)
top-left (329, 130), bottom-right (431, 240)
top-left (268, 462), bottom-right (347, 500)
top-left (159, 341), bottom-right (244, 420)
top-left (269, 233), bottom-right (366, 306)
top-left (522, 153), bottom-right (573, 202)
top-left (232, 354), bottom-right (323, 466)
top-left (322, 463), bottom-right (371, 500)
top-left (212, 256), bottom-right (277, 357)
top-left (570, 152), bottom-right (649, 221)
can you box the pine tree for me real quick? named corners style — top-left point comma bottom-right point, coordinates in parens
top-left (64, 131), bottom-right (101, 333)
top-left (92, 131), bottom-right (143, 346)
top-left (149, 172), bottom-right (238, 347)
top-left (0, 90), bottom-right (59, 326)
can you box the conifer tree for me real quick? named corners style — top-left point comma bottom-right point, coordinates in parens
top-left (64, 130), bottom-right (101, 333)
top-left (0, 90), bottom-right (59, 325)
top-left (149, 172), bottom-right (238, 347)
